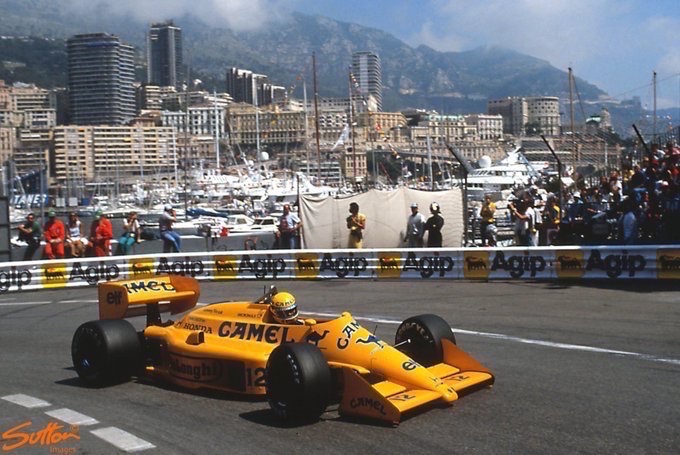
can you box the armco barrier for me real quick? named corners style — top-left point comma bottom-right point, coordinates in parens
top-left (0, 245), bottom-right (679, 293)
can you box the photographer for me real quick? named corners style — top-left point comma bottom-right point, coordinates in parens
top-left (119, 211), bottom-right (141, 255)
top-left (159, 204), bottom-right (181, 253)
top-left (346, 202), bottom-right (366, 248)
top-left (277, 203), bottom-right (302, 249)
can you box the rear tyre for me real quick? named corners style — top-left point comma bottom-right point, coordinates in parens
top-left (395, 314), bottom-right (456, 367)
top-left (71, 319), bottom-right (142, 386)
top-left (265, 343), bottom-right (332, 422)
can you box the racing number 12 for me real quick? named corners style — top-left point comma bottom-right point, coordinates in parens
top-left (246, 367), bottom-right (266, 387)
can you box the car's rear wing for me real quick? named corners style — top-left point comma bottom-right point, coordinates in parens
top-left (98, 275), bottom-right (201, 320)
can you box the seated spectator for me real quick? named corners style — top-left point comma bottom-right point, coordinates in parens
top-left (89, 210), bottom-right (113, 257)
top-left (65, 212), bottom-right (87, 258)
top-left (159, 204), bottom-right (181, 253)
top-left (43, 210), bottom-right (65, 259)
top-left (17, 213), bottom-right (42, 261)
top-left (119, 211), bottom-right (141, 255)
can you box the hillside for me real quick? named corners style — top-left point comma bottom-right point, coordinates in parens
top-left (0, 0), bottom-right (607, 115)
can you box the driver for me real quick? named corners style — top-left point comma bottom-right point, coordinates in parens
top-left (269, 292), bottom-right (303, 324)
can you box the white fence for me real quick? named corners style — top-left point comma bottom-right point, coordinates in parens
top-left (1, 245), bottom-right (679, 293)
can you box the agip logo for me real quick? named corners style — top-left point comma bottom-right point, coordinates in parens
top-left (41, 263), bottom-right (68, 288)
top-left (555, 251), bottom-right (585, 278)
top-left (129, 258), bottom-right (154, 277)
top-left (295, 253), bottom-right (319, 278)
top-left (657, 249), bottom-right (680, 279)
top-left (376, 252), bottom-right (402, 279)
top-left (463, 251), bottom-right (489, 279)
top-left (214, 255), bottom-right (238, 279)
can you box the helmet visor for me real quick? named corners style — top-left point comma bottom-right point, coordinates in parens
top-left (273, 305), bottom-right (298, 322)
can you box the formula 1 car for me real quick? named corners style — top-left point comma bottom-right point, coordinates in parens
top-left (71, 275), bottom-right (494, 424)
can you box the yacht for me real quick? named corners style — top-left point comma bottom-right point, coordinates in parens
top-left (450, 147), bottom-right (548, 201)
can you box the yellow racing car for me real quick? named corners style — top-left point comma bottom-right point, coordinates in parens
top-left (71, 275), bottom-right (494, 425)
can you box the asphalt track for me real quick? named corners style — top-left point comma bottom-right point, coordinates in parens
top-left (1, 279), bottom-right (679, 454)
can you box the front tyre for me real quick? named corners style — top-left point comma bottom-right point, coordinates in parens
top-left (395, 314), bottom-right (456, 367)
top-left (265, 343), bottom-right (332, 422)
top-left (71, 319), bottom-right (142, 386)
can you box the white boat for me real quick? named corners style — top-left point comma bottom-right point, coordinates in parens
top-left (449, 147), bottom-right (548, 201)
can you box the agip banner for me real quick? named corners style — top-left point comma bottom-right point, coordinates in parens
top-left (0, 246), bottom-right (677, 293)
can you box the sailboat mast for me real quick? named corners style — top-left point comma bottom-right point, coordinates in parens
top-left (653, 71), bottom-right (657, 143)
top-left (303, 79), bottom-right (310, 176)
top-left (568, 67), bottom-right (576, 168)
top-left (348, 69), bottom-right (357, 186)
top-left (255, 88), bottom-right (261, 168)
top-left (427, 130), bottom-right (433, 191)
top-left (312, 52), bottom-right (322, 182)
top-left (214, 90), bottom-right (220, 171)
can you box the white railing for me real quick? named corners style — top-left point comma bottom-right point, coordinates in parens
top-left (1, 245), bottom-right (678, 293)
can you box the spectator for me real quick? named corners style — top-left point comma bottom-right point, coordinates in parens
top-left (526, 194), bottom-right (542, 246)
top-left (276, 203), bottom-right (302, 249)
top-left (479, 194), bottom-right (496, 247)
top-left (159, 204), bottom-right (181, 253)
top-left (17, 213), bottom-right (42, 261)
top-left (119, 211), bottom-right (141, 255)
top-left (543, 194), bottom-right (561, 245)
top-left (510, 199), bottom-right (533, 247)
top-left (404, 202), bottom-right (426, 247)
top-left (43, 210), bottom-right (66, 259)
top-left (65, 212), bottom-right (87, 258)
top-left (618, 197), bottom-right (639, 245)
top-left (629, 165), bottom-right (645, 189)
top-left (424, 202), bottom-right (444, 247)
top-left (346, 202), bottom-right (366, 248)
top-left (89, 209), bottom-right (113, 256)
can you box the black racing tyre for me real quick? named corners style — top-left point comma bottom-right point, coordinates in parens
top-left (265, 342), bottom-right (332, 422)
top-left (71, 319), bottom-right (142, 386)
top-left (394, 314), bottom-right (456, 367)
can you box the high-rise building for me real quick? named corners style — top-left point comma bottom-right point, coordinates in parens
top-left (226, 68), bottom-right (270, 106)
top-left (67, 33), bottom-right (136, 125)
top-left (351, 51), bottom-right (383, 112)
top-left (147, 21), bottom-right (183, 88)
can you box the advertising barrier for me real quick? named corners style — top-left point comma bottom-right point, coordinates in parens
top-left (1, 245), bottom-right (678, 294)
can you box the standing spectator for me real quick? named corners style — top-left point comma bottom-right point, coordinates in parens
top-left (404, 203), bottom-right (426, 247)
top-left (43, 210), bottom-right (66, 259)
top-left (119, 211), bottom-right (141, 255)
top-left (618, 197), bottom-right (639, 245)
top-left (276, 203), bottom-right (302, 249)
top-left (479, 194), bottom-right (496, 246)
top-left (510, 199), bottom-right (533, 247)
top-left (159, 204), bottom-right (181, 253)
top-left (346, 202), bottom-right (366, 248)
top-left (543, 194), bottom-right (561, 245)
top-left (17, 213), bottom-right (42, 261)
top-left (89, 209), bottom-right (113, 256)
top-left (424, 202), bottom-right (444, 247)
top-left (65, 212), bottom-right (87, 258)
top-left (526, 195), bottom-right (542, 246)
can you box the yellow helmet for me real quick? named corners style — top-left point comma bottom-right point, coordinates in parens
top-left (270, 292), bottom-right (298, 323)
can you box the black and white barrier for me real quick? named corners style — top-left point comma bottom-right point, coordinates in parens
top-left (1, 245), bottom-right (679, 293)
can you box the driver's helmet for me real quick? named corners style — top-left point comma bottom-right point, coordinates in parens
top-left (270, 292), bottom-right (298, 323)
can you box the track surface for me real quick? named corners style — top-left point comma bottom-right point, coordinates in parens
top-left (1, 280), bottom-right (679, 454)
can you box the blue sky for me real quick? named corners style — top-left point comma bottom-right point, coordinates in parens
top-left (64, 0), bottom-right (680, 108)
top-left (289, 0), bottom-right (680, 108)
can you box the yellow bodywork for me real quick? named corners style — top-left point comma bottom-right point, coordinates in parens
top-left (96, 276), bottom-right (494, 424)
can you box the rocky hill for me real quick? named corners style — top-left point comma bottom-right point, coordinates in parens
top-left (0, 0), bottom-right (606, 115)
